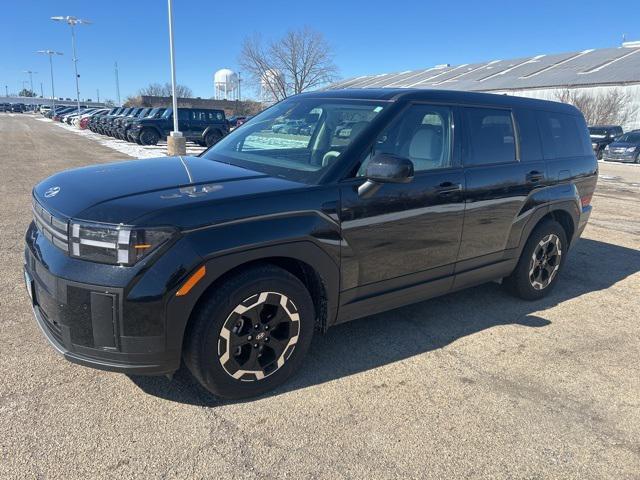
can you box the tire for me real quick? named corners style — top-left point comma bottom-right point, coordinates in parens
top-left (183, 265), bottom-right (315, 399)
top-left (204, 130), bottom-right (222, 147)
top-left (139, 128), bottom-right (160, 146)
top-left (596, 149), bottom-right (603, 160)
top-left (503, 219), bottom-right (568, 300)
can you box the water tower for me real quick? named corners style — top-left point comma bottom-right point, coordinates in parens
top-left (213, 69), bottom-right (239, 100)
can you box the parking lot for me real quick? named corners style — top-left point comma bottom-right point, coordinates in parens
top-left (1, 113), bottom-right (639, 479)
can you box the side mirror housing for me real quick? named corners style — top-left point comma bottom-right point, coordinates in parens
top-left (358, 153), bottom-right (414, 198)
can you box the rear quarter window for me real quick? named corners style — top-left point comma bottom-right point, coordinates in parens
top-left (537, 111), bottom-right (592, 159)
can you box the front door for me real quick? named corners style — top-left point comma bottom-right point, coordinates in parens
top-left (339, 103), bottom-right (465, 302)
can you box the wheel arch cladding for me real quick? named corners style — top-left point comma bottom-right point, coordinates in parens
top-left (165, 242), bottom-right (340, 357)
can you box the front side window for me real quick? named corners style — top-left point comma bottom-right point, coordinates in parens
top-left (203, 98), bottom-right (387, 184)
top-left (358, 104), bottom-right (452, 175)
top-left (464, 108), bottom-right (516, 166)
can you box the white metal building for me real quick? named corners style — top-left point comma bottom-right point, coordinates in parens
top-left (329, 41), bottom-right (640, 130)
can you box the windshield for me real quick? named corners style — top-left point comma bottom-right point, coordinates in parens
top-left (615, 132), bottom-right (640, 143)
top-left (161, 108), bottom-right (173, 119)
top-left (202, 98), bottom-right (387, 184)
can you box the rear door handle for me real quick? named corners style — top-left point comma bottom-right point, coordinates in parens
top-left (436, 182), bottom-right (462, 196)
top-left (526, 171), bottom-right (544, 183)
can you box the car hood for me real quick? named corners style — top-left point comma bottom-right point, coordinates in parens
top-left (33, 156), bottom-right (305, 226)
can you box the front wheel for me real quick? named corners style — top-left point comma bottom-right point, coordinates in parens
top-left (184, 265), bottom-right (315, 399)
top-left (503, 219), bottom-right (568, 300)
top-left (139, 128), bottom-right (160, 146)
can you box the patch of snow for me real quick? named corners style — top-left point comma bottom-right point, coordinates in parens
top-left (52, 121), bottom-right (206, 159)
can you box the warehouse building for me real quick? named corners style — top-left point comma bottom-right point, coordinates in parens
top-left (330, 41), bottom-right (640, 130)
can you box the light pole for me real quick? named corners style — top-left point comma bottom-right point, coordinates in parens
top-left (51, 16), bottom-right (91, 114)
top-left (114, 62), bottom-right (121, 106)
top-left (166, 0), bottom-right (185, 155)
top-left (36, 50), bottom-right (63, 113)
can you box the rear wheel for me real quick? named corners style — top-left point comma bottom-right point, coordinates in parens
top-left (504, 219), bottom-right (567, 300)
top-left (204, 130), bottom-right (222, 147)
top-left (184, 265), bottom-right (315, 399)
top-left (140, 128), bottom-right (160, 146)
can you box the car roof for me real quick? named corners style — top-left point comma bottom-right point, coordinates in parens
top-left (299, 88), bottom-right (580, 115)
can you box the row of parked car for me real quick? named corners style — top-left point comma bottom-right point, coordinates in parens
top-left (41, 104), bottom-right (239, 147)
top-left (588, 125), bottom-right (640, 163)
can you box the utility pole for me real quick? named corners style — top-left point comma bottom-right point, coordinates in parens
top-left (51, 16), bottom-right (91, 114)
top-left (114, 62), bottom-right (121, 106)
top-left (40, 82), bottom-right (44, 98)
top-left (96, 88), bottom-right (100, 103)
top-left (4, 85), bottom-right (7, 97)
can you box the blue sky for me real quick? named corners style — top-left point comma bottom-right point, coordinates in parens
top-left (2, 0), bottom-right (639, 101)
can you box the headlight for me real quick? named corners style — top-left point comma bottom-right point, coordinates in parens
top-left (625, 147), bottom-right (637, 153)
top-left (69, 221), bottom-right (175, 266)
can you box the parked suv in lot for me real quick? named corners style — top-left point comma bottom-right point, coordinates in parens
top-left (588, 125), bottom-right (623, 159)
top-left (601, 130), bottom-right (640, 163)
top-left (24, 89), bottom-right (597, 399)
top-left (128, 107), bottom-right (228, 146)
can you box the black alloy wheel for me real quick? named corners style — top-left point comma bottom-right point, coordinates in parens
top-left (504, 219), bottom-right (567, 300)
top-left (140, 128), bottom-right (160, 146)
top-left (184, 265), bottom-right (315, 399)
top-left (528, 233), bottom-right (562, 290)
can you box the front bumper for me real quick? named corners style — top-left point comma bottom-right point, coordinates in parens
top-left (23, 222), bottom-right (200, 375)
top-left (602, 152), bottom-right (638, 163)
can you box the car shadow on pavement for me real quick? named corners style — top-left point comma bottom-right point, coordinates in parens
top-left (128, 238), bottom-right (640, 406)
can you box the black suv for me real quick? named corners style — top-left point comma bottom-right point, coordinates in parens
top-left (122, 107), bottom-right (166, 142)
top-left (107, 108), bottom-right (145, 138)
top-left (127, 107), bottom-right (229, 146)
top-left (24, 89), bottom-right (597, 399)
top-left (588, 125), bottom-right (623, 159)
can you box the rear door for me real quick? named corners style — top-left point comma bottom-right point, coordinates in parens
top-left (456, 106), bottom-right (547, 273)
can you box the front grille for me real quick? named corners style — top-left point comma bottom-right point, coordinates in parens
top-left (32, 197), bottom-right (69, 252)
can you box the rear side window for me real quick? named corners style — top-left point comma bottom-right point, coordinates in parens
top-left (464, 108), bottom-right (516, 166)
top-left (537, 111), bottom-right (591, 159)
top-left (514, 108), bottom-right (542, 161)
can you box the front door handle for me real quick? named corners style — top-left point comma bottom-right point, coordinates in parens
top-left (526, 170), bottom-right (544, 183)
top-left (436, 182), bottom-right (462, 196)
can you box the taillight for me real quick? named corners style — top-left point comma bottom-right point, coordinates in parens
top-left (581, 193), bottom-right (593, 207)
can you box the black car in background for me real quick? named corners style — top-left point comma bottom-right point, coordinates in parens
top-left (88, 108), bottom-right (120, 132)
top-left (25, 88), bottom-right (597, 399)
top-left (602, 130), bottom-right (640, 163)
top-left (588, 125), bottom-right (623, 159)
top-left (122, 107), bottom-right (166, 142)
top-left (127, 107), bottom-right (228, 146)
top-left (11, 103), bottom-right (26, 113)
top-left (112, 108), bottom-right (150, 139)
top-left (106, 108), bottom-right (142, 137)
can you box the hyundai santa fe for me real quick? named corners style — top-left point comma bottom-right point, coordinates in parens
top-left (24, 89), bottom-right (597, 399)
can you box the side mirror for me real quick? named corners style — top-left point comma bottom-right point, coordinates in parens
top-left (358, 153), bottom-right (414, 198)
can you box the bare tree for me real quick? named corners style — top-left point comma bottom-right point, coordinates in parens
top-left (137, 82), bottom-right (193, 98)
top-left (554, 88), bottom-right (638, 126)
top-left (239, 27), bottom-right (338, 101)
